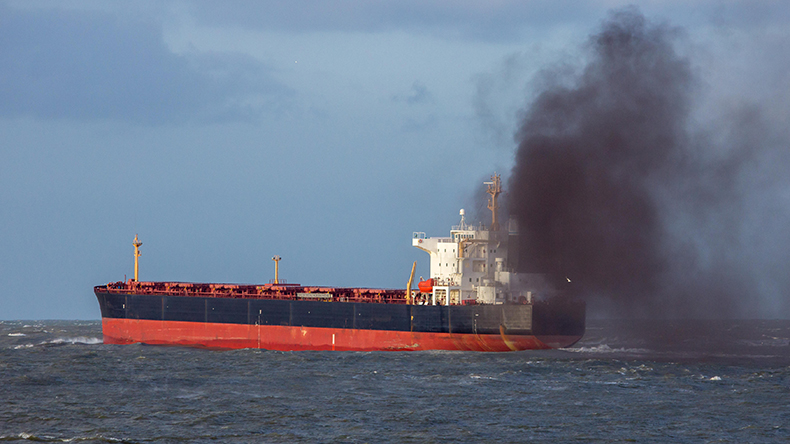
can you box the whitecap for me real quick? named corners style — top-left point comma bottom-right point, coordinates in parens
top-left (739, 338), bottom-right (790, 347)
top-left (8, 333), bottom-right (26, 337)
top-left (563, 344), bottom-right (651, 354)
top-left (46, 337), bottom-right (103, 345)
top-left (469, 374), bottom-right (497, 381)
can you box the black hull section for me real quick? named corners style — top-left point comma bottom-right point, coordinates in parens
top-left (96, 291), bottom-right (585, 338)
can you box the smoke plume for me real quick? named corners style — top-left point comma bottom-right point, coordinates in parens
top-left (508, 8), bottom-right (790, 318)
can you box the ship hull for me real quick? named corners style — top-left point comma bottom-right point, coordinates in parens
top-left (95, 290), bottom-right (585, 352)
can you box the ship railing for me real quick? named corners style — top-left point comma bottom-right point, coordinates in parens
top-left (431, 278), bottom-right (458, 287)
top-left (98, 282), bottom-right (413, 304)
top-left (452, 222), bottom-right (485, 231)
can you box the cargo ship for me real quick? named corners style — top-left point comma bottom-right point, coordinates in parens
top-left (95, 175), bottom-right (585, 351)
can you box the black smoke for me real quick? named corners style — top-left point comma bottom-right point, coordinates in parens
top-left (508, 8), bottom-right (790, 318)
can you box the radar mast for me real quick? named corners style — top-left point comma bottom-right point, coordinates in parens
top-left (484, 174), bottom-right (502, 231)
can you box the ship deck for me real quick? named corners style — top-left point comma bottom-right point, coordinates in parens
top-left (97, 281), bottom-right (411, 304)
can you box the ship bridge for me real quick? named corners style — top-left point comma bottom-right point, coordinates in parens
top-left (412, 174), bottom-right (553, 305)
top-left (413, 209), bottom-right (509, 304)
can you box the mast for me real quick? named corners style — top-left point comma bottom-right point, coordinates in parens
top-left (406, 261), bottom-right (416, 304)
top-left (272, 255), bottom-right (281, 284)
top-left (133, 234), bottom-right (142, 282)
top-left (484, 173), bottom-right (502, 231)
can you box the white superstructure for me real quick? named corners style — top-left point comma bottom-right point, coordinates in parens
top-left (412, 174), bottom-right (553, 305)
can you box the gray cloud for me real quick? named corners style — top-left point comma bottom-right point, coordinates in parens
top-left (185, 0), bottom-right (598, 42)
top-left (473, 53), bottom-right (536, 149)
top-left (0, 3), bottom-right (292, 124)
top-left (406, 82), bottom-right (430, 105)
top-left (183, 1), bottom-right (790, 43)
top-left (392, 81), bottom-right (432, 105)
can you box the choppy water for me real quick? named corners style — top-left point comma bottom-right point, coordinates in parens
top-left (1, 320), bottom-right (789, 443)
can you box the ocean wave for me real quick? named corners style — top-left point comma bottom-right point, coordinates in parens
top-left (738, 338), bottom-right (790, 347)
top-left (47, 337), bottom-right (103, 345)
top-left (469, 374), bottom-right (498, 381)
top-left (563, 344), bottom-right (651, 354)
top-left (7, 333), bottom-right (26, 337)
top-left (0, 432), bottom-right (128, 442)
top-left (10, 337), bottom-right (103, 349)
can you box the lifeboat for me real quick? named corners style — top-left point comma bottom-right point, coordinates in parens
top-left (418, 278), bottom-right (434, 293)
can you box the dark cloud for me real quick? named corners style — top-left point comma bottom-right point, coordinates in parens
top-left (508, 8), bottom-right (790, 318)
top-left (0, 4), bottom-right (292, 124)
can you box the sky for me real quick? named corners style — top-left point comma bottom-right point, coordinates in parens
top-left (1, 1), bottom-right (789, 320)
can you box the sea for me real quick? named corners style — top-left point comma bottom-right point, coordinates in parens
top-left (1, 320), bottom-right (788, 443)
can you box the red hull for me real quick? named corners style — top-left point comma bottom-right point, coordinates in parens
top-left (102, 318), bottom-right (582, 352)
